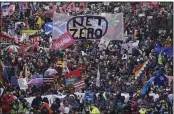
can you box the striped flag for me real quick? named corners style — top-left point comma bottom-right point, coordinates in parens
top-left (96, 65), bottom-right (100, 87)
top-left (134, 60), bottom-right (149, 79)
top-left (74, 79), bottom-right (85, 91)
top-left (27, 78), bottom-right (43, 86)
top-left (43, 77), bottom-right (55, 83)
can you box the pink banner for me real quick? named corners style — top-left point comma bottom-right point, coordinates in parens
top-left (52, 32), bottom-right (75, 50)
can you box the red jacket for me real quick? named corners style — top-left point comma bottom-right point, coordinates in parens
top-left (40, 102), bottom-right (52, 114)
top-left (0, 93), bottom-right (14, 112)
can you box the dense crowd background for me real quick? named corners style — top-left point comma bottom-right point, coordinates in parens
top-left (0, 2), bottom-right (173, 114)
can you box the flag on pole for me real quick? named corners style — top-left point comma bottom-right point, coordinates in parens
top-left (27, 78), bottom-right (43, 87)
top-left (141, 77), bottom-right (155, 95)
top-left (62, 61), bottom-right (70, 74)
top-left (44, 22), bottom-right (53, 35)
top-left (65, 67), bottom-right (82, 79)
top-left (22, 64), bottom-right (29, 78)
top-left (74, 79), bottom-right (85, 91)
top-left (96, 65), bottom-right (100, 87)
top-left (133, 60), bottom-right (149, 79)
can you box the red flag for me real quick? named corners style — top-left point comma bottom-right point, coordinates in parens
top-left (65, 67), bottom-right (82, 79)
top-left (52, 32), bottom-right (75, 50)
top-left (67, 2), bottom-right (76, 11)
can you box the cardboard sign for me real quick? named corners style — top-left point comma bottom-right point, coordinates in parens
top-left (98, 37), bottom-right (110, 50)
top-left (18, 78), bottom-right (28, 90)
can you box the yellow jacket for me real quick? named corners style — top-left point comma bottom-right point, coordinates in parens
top-left (139, 108), bottom-right (147, 114)
top-left (89, 106), bottom-right (100, 114)
top-left (35, 16), bottom-right (42, 28)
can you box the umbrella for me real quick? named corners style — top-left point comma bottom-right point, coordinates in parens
top-left (5, 45), bottom-right (19, 53)
top-left (44, 68), bottom-right (58, 77)
top-left (126, 86), bottom-right (137, 93)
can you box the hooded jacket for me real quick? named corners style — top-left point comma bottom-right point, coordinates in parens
top-left (0, 93), bottom-right (14, 112)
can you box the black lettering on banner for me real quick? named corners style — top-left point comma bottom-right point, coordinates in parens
top-left (94, 16), bottom-right (101, 26)
top-left (86, 16), bottom-right (93, 26)
top-left (67, 15), bottom-right (108, 39)
top-left (70, 29), bottom-right (78, 39)
top-left (87, 28), bottom-right (94, 39)
top-left (95, 29), bottom-right (102, 39)
top-left (79, 28), bottom-right (86, 39)
top-left (73, 17), bottom-right (84, 27)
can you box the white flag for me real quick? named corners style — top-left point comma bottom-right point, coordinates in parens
top-left (62, 61), bottom-right (70, 74)
top-left (18, 78), bottom-right (28, 90)
top-left (96, 65), bottom-right (100, 87)
top-left (20, 33), bottom-right (29, 43)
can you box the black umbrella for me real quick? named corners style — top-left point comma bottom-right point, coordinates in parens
top-left (126, 86), bottom-right (137, 93)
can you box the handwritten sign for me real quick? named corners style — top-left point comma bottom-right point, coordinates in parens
top-left (18, 78), bottom-right (28, 90)
top-left (67, 15), bottom-right (108, 39)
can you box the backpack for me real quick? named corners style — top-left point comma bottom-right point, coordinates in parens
top-left (40, 105), bottom-right (49, 114)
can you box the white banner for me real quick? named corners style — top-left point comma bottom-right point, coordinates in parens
top-left (101, 13), bottom-right (124, 41)
top-left (52, 13), bottom-right (72, 39)
top-left (99, 37), bottom-right (110, 50)
top-left (18, 78), bottom-right (28, 90)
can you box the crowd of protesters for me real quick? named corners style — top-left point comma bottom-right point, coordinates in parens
top-left (0, 2), bottom-right (173, 114)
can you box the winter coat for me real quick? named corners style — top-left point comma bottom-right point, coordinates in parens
top-left (0, 93), bottom-right (14, 112)
top-left (40, 102), bottom-right (52, 114)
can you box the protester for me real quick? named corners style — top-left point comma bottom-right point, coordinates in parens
top-left (0, 1), bottom-right (173, 114)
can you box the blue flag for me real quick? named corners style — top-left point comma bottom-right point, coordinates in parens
top-left (161, 47), bottom-right (173, 57)
top-left (141, 77), bottom-right (155, 95)
top-left (44, 22), bottom-right (53, 35)
top-left (11, 76), bottom-right (18, 86)
top-left (155, 45), bottom-right (173, 56)
top-left (154, 45), bottom-right (161, 54)
top-left (84, 93), bottom-right (94, 103)
top-left (154, 74), bottom-right (168, 86)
